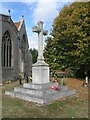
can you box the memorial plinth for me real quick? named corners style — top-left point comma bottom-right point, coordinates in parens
top-left (5, 21), bottom-right (76, 105)
top-left (32, 63), bottom-right (49, 84)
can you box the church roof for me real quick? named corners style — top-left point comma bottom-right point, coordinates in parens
top-left (14, 22), bottom-right (20, 29)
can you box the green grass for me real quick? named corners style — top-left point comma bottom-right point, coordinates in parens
top-left (2, 80), bottom-right (88, 118)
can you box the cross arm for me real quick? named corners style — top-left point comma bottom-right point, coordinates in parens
top-left (32, 26), bottom-right (41, 33)
top-left (43, 30), bottom-right (48, 36)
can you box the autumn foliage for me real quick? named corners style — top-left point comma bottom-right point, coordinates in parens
top-left (44, 2), bottom-right (90, 78)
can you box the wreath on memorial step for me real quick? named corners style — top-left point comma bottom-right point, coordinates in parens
top-left (50, 86), bottom-right (59, 91)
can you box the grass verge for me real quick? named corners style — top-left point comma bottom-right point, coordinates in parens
top-left (2, 79), bottom-right (88, 118)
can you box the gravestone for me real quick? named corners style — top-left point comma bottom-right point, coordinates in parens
top-left (5, 21), bottom-right (76, 105)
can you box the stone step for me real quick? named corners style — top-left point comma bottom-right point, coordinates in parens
top-left (43, 89), bottom-right (76, 103)
top-left (23, 83), bottom-right (50, 90)
top-left (5, 89), bottom-right (58, 104)
top-left (5, 88), bottom-right (76, 105)
top-left (58, 85), bottom-right (68, 91)
top-left (51, 89), bottom-right (76, 102)
top-left (23, 82), bottom-right (58, 90)
top-left (14, 87), bottom-right (58, 97)
top-left (5, 90), bottom-right (45, 104)
top-left (14, 85), bottom-right (67, 97)
top-left (23, 83), bottom-right (67, 91)
top-left (14, 87), bottom-right (44, 96)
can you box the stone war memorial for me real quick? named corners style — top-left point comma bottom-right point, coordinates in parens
top-left (5, 21), bottom-right (76, 105)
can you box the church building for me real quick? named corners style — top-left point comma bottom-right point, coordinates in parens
top-left (0, 12), bottom-right (32, 82)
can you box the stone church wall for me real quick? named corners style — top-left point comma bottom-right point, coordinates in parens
top-left (2, 19), bottom-right (19, 81)
top-left (19, 20), bottom-right (32, 78)
top-left (0, 16), bottom-right (2, 83)
top-left (0, 14), bottom-right (32, 82)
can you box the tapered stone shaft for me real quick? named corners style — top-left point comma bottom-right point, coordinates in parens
top-left (32, 21), bottom-right (48, 61)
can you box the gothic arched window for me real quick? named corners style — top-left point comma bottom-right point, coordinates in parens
top-left (22, 34), bottom-right (26, 50)
top-left (2, 31), bottom-right (12, 67)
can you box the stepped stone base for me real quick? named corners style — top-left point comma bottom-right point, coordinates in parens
top-left (5, 82), bottom-right (76, 105)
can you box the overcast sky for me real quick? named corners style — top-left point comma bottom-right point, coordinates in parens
top-left (1, 0), bottom-right (77, 49)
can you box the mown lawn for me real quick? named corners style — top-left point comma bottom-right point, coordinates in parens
top-left (1, 79), bottom-right (88, 118)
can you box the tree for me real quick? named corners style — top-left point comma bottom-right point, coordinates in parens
top-left (44, 2), bottom-right (90, 78)
top-left (29, 48), bottom-right (38, 63)
top-left (44, 37), bottom-right (64, 70)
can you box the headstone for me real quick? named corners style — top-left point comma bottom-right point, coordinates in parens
top-left (61, 78), bottom-right (64, 85)
top-left (85, 76), bottom-right (88, 84)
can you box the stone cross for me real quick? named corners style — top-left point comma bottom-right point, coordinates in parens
top-left (32, 21), bottom-right (48, 61)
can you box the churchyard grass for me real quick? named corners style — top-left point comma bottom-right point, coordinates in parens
top-left (2, 79), bottom-right (88, 118)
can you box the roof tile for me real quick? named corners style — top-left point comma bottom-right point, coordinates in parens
top-left (14, 22), bottom-right (20, 29)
